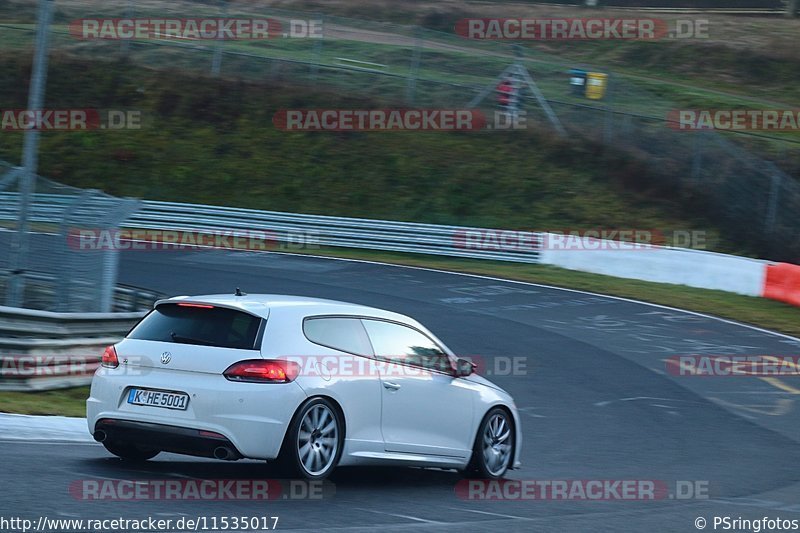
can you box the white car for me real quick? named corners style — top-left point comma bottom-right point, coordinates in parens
top-left (87, 293), bottom-right (522, 479)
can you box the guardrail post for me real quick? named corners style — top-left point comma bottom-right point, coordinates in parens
top-left (310, 13), bottom-right (324, 81)
top-left (121, 0), bottom-right (133, 58)
top-left (765, 173), bottom-right (782, 234)
top-left (211, 0), bottom-right (228, 77)
top-left (787, 0), bottom-right (798, 17)
top-left (130, 289), bottom-right (140, 312)
top-left (100, 246), bottom-right (122, 313)
top-left (603, 73), bottom-right (614, 145)
top-left (406, 26), bottom-right (422, 105)
top-left (690, 132), bottom-right (704, 184)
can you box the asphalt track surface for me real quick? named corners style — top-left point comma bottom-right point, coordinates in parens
top-left (5, 247), bottom-right (800, 532)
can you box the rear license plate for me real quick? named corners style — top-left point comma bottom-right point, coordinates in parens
top-left (127, 388), bottom-right (189, 410)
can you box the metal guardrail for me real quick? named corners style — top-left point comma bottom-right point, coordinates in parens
top-left (0, 305), bottom-right (144, 391)
top-left (502, 2), bottom-right (784, 13)
top-left (0, 306), bottom-right (143, 340)
top-left (0, 193), bottom-right (544, 263)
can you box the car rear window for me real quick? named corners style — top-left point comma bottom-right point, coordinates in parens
top-left (128, 303), bottom-right (262, 350)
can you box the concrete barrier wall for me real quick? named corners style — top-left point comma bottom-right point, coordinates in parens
top-left (539, 236), bottom-right (768, 297)
top-left (763, 263), bottom-right (800, 306)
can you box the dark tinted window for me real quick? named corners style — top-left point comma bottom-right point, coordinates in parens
top-left (303, 317), bottom-right (373, 356)
top-left (128, 304), bottom-right (262, 350)
top-left (362, 320), bottom-right (451, 372)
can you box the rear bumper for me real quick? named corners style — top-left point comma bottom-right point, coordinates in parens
top-left (87, 366), bottom-right (308, 460)
top-left (94, 418), bottom-right (241, 459)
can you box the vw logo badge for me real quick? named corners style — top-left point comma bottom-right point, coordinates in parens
top-left (161, 352), bottom-right (172, 365)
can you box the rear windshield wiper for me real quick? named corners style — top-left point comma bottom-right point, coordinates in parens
top-left (169, 331), bottom-right (222, 348)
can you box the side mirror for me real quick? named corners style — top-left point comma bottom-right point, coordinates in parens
top-left (454, 358), bottom-right (475, 377)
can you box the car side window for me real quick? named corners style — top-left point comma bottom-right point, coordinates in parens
top-left (303, 317), bottom-right (374, 356)
top-left (362, 319), bottom-right (451, 373)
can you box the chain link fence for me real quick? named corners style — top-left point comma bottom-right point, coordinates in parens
top-left (0, 163), bottom-right (150, 312)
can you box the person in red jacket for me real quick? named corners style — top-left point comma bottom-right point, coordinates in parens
top-left (497, 78), bottom-right (513, 109)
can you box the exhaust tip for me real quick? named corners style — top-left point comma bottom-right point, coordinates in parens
top-left (93, 430), bottom-right (107, 443)
top-left (213, 446), bottom-right (233, 460)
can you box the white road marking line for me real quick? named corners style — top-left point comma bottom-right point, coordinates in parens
top-left (705, 391), bottom-right (794, 395)
top-left (72, 471), bottom-right (137, 483)
top-left (160, 472), bottom-right (202, 479)
top-left (444, 507), bottom-right (532, 521)
top-left (353, 507), bottom-right (443, 524)
top-left (712, 497), bottom-right (800, 513)
top-left (517, 407), bottom-right (546, 418)
top-left (594, 397), bottom-right (704, 407)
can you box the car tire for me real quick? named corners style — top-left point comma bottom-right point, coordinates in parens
top-left (102, 441), bottom-right (160, 462)
top-left (468, 407), bottom-right (514, 479)
top-left (279, 397), bottom-right (344, 480)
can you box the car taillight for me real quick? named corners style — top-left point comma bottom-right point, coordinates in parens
top-left (101, 346), bottom-right (119, 369)
top-left (223, 360), bottom-right (300, 383)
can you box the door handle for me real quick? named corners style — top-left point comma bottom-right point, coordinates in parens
top-left (383, 381), bottom-right (401, 391)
